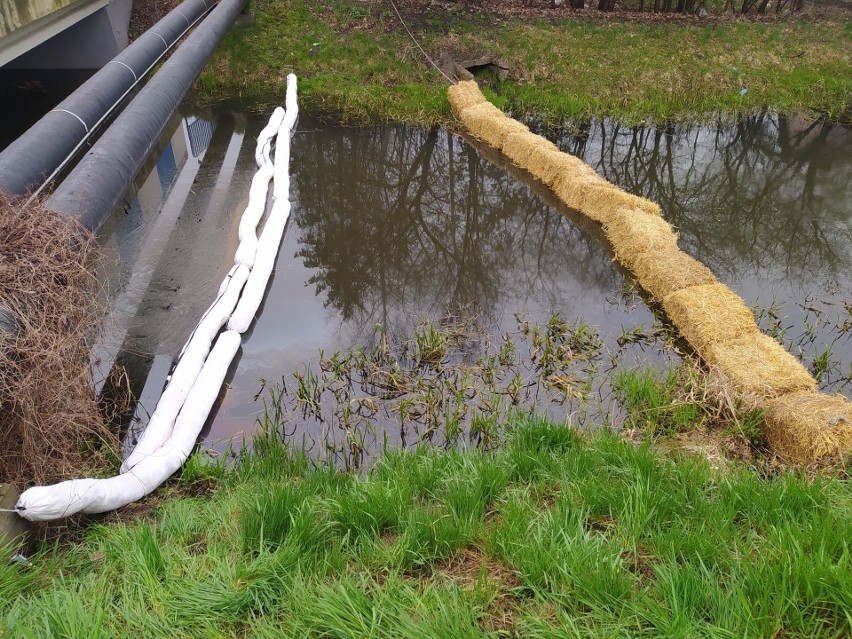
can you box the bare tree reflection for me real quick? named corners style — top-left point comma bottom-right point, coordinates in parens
top-left (554, 115), bottom-right (852, 287)
top-left (291, 124), bottom-right (620, 337)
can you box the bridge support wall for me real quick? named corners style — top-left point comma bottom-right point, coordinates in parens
top-left (1, 0), bottom-right (131, 68)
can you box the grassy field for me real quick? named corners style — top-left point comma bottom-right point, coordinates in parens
top-left (4, 414), bottom-right (850, 637)
top-left (194, 0), bottom-right (852, 125)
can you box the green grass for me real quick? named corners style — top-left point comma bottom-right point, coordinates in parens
top-left (195, 0), bottom-right (852, 125)
top-left (4, 415), bottom-right (851, 637)
top-left (613, 365), bottom-right (703, 436)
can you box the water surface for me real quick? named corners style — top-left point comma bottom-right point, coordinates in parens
top-left (99, 109), bottom-right (852, 452)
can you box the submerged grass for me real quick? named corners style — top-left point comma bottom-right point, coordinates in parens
top-left (5, 415), bottom-right (851, 637)
top-left (196, 0), bottom-right (852, 125)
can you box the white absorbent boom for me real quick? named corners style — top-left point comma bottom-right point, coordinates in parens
top-left (15, 74), bottom-right (299, 522)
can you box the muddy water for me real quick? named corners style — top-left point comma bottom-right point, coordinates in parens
top-left (99, 108), bottom-right (851, 452)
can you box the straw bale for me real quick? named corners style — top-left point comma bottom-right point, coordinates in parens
top-left (552, 177), bottom-right (614, 222)
top-left (550, 171), bottom-right (587, 209)
top-left (459, 102), bottom-right (529, 149)
top-left (447, 81), bottom-right (487, 118)
top-left (525, 148), bottom-right (586, 187)
top-left (458, 100), bottom-right (504, 127)
top-left (552, 171), bottom-right (661, 221)
top-left (585, 182), bottom-right (656, 225)
top-left (603, 208), bottom-right (679, 269)
top-left (662, 283), bottom-right (759, 352)
top-left (502, 131), bottom-right (557, 168)
top-left (633, 248), bottom-right (716, 301)
top-left (762, 391), bottom-right (852, 465)
top-left (704, 333), bottom-right (816, 398)
top-left (625, 195), bottom-right (661, 217)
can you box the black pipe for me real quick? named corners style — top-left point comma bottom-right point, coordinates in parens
top-left (46, 0), bottom-right (247, 232)
top-left (0, 0), bottom-right (213, 197)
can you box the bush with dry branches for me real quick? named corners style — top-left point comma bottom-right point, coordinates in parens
top-left (0, 190), bottom-right (117, 486)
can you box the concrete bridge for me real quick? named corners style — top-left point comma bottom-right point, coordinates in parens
top-left (0, 0), bottom-right (131, 68)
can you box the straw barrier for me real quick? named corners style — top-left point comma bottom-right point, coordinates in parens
top-left (603, 208), bottom-right (678, 266)
top-left (447, 80), bottom-right (851, 465)
top-left (662, 284), bottom-right (760, 352)
top-left (763, 392), bottom-right (852, 465)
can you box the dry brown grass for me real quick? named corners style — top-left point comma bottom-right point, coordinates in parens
top-left (662, 283), bottom-right (759, 353)
top-left (703, 333), bottom-right (816, 399)
top-left (0, 190), bottom-right (117, 486)
top-left (762, 391), bottom-right (852, 465)
top-left (632, 248), bottom-right (717, 301)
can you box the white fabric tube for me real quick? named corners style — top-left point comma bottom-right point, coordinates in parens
top-left (239, 163), bottom-right (274, 241)
top-left (233, 236), bottom-right (258, 269)
top-left (227, 199), bottom-right (290, 333)
top-left (272, 74), bottom-right (298, 200)
top-left (121, 264), bottom-right (249, 472)
top-left (283, 74), bottom-right (299, 129)
top-left (272, 124), bottom-right (290, 200)
top-left (217, 264), bottom-right (240, 297)
top-left (234, 164), bottom-right (274, 268)
top-left (16, 331), bottom-right (242, 521)
top-left (254, 106), bottom-right (285, 168)
top-left (15, 79), bottom-right (299, 521)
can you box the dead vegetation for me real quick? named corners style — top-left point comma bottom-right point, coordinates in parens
top-left (0, 190), bottom-right (117, 487)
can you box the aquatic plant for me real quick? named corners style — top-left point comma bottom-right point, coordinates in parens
top-left (249, 311), bottom-right (607, 470)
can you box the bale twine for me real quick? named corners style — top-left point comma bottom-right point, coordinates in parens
top-left (603, 207), bottom-right (679, 269)
top-left (632, 248), bottom-right (716, 301)
top-left (447, 80), bottom-right (487, 118)
top-left (704, 333), bottom-right (816, 398)
top-left (662, 283), bottom-right (759, 352)
top-left (762, 391), bottom-right (852, 465)
top-left (459, 102), bottom-right (529, 149)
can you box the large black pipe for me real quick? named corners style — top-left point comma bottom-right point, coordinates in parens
top-left (0, 0), bottom-right (213, 197)
top-left (46, 0), bottom-right (247, 232)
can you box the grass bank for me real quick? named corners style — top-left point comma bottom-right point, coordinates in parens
top-left (195, 0), bottom-right (852, 125)
top-left (4, 415), bottom-right (851, 637)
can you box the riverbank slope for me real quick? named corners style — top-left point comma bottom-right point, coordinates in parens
top-left (195, 0), bottom-right (852, 125)
top-left (4, 417), bottom-right (851, 637)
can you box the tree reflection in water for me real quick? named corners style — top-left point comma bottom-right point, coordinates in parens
top-left (289, 115), bottom-right (850, 392)
top-left (292, 123), bottom-right (623, 340)
top-left (555, 114), bottom-right (851, 288)
top-left (205, 115), bottom-right (850, 449)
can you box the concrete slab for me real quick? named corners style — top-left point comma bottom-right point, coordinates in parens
top-left (0, 483), bottom-right (30, 548)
